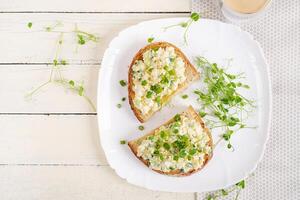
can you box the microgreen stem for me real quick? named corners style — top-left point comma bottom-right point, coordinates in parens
top-left (26, 80), bottom-right (51, 98)
top-left (163, 12), bottom-right (200, 45)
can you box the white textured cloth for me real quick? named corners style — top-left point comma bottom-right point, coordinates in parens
top-left (192, 0), bottom-right (300, 199)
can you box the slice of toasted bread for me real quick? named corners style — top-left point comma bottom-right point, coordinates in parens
top-left (128, 42), bottom-right (200, 123)
top-left (128, 106), bottom-right (213, 176)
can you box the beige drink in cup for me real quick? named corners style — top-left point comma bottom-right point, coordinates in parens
top-left (219, 0), bottom-right (272, 22)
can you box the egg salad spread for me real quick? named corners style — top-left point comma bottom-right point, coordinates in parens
top-left (137, 113), bottom-right (211, 173)
top-left (132, 46), bottom-right (186, 115)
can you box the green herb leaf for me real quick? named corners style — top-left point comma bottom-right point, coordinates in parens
top-left (121, 97), bottom-right (126, 101)
top-left (199, 111), bottom-right (207, 117)
top-left (174, 114), bottom-right (181, 122)
top-left (160, 131), bottom-right (167, 139)
top-left (119, 80), bottom-right (127, 87)
top-left (77, 34), bottom-right (86, 45)
top-left (27, 22), bottom-right (33, 29)
top-left (45, 27), bottom-right (51, 32)
top-left (116, 103), bottom-right (122, 108)
top-left (150, 84), bottom-right (163, 94)
top-left (221, 189), bottom-right (228, 196)
top-left (60, 60), bottom-right (67, 65)
top-left (179, 149), bottom-right (187, 158)
top-left (155, 96), bottom-right (161, 104)
top-left (69, 80), bottom-right (75, 87)
top-left (138, 125), bottom-right (144, 131)
top-left (53, 59), bottom-right (58, 66)
top-left (120, 140), bottom-right (126, 145)
top-left (236, 180), bottom-right (245, 189)
top-left (163, 143), bottom-right (171, 150)
top-left (146, 91), bottom-right (153, 98)
top-left (141, 80), bottom-right (147, 86)
top-left (181, 94), bottom-right (188, 99)
top-left (173, 155), bottom-right (179, 161)
top-left (147, 37), bottom-right (154, 43)
top-left (78, 86), bottom-right (84, 96)
top-left (190, 13), bottom-right (200, 21)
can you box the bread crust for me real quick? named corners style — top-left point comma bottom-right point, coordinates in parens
top-left (128, 106), bottom-right (213, 176)
top-left (128, 42), bottom-right (200, 123)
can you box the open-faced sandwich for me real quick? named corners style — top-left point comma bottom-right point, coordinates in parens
top-left (128, 106), bottom-right (213, 176)
top-left (128, 42), bottom-right (200, 123)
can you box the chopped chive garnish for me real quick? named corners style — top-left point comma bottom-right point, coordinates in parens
top-left (146, 91), bottom-right (153, 98)
top-left (141, 80), bottom-right (147, 86)
top-left (119, 80), bottom-right (127, 87)
top-left (174, 114), bottom-right (181, 122)
top-left (147, 37), bottom-right (154, 43)
top-left (120, 140), bottom-right (126, 145)
top-left (163, 143), bottom-right (170, 150)
top-left (198, 111), bottom-right (207, 117)
top-left (181, 94), bottom-right (188, 99)
top-left (138, 125), bottom-right (144, 131)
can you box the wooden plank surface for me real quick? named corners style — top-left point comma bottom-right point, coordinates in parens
top-left (0, 166), bottom-right (194, 200)
top-left (0, 13), bottom-right (188, 64)
top-left (0, 115), bottom-right (104, 165)
top-left (0, 65), bottom-right (98, 113)
top-left (0, 0), bottom-right (194, 199)
top-left (0, 0), bottom-right (190, 12)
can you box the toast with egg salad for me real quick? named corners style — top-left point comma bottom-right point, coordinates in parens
top-left (128, 106), bottom-right (213, 176)
top-left (128, 42), bottom-right (200, 123)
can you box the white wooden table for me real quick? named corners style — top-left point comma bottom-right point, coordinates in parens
top-left (0, 0), bottom-right (198, 199)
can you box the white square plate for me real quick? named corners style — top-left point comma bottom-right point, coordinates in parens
top-left (97, 18), bottom-right (271, 192)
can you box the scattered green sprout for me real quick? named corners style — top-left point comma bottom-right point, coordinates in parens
top-left (25, 22), bottom-right (99, 112)
top-left (163, 12), bottom-right (200, 45)
top-left (117, 103), bottom-right (122, 108)
top-left (147, 37), bottom-right (154, 43)
top-left (181, 94), bottom-right (188, 99)
top-left (27, 22), bottom-right (33, 29)
top-left (119, 80), bottom-right (127, 87)
top-left (45, 21), bottom-right (63, 32)
top-left (194, 56), bottom-right (255, 149)
top-left (138, 125), bottom-right (145, 131)
top-left (120, 140), bottom-right (127, 145)
top-left (206, 180), bottom-right (246, 200)
top-left (74, 25), bottom-right (100, 45)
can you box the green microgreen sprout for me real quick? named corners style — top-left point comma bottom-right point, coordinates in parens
top-left (27, 22), bottom-right (33, 29)
top-left (138, 125), bottom-right (145, 131)
top-left (25, 23), bottom-right (99, 112)
top-left (74, 24), bottom-right (99, 45)
top-left (120, 140), bottom-right (127, 145)
top-left (194, 56), bottom-right (255, 149)
top-left (163, 12), bottom-right (200, 45)
top-left (181, 94), bottom-right (188, 99)
top-left (147, 37), bottom-right (154, 43)
top-left (116, 103), bottom-right (122, 108)
top-left (206, 180), bottom-right (246, 200)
